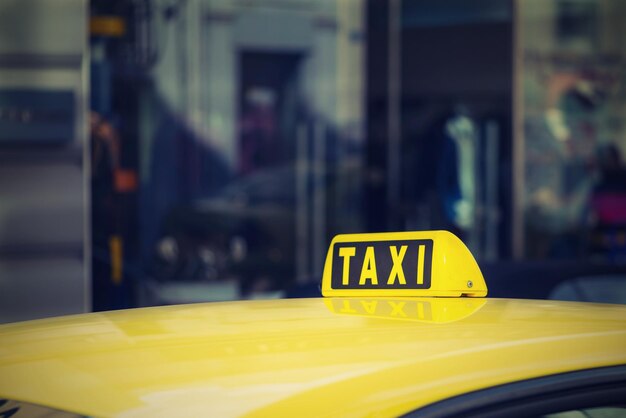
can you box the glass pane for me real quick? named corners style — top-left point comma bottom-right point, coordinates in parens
top-left (521, 0), bottom-right (626, 260)
top-left (397, 0), bottom-right (513, 261)
top-left (0, 399), bottom-right (86, 418)
top-left (90, 0), bottom-right (365, 304)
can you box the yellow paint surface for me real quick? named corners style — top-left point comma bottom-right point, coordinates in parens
top-left (0, 298), bottom-right (625, 417)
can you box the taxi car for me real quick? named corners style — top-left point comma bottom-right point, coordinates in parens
top-left (0, 230), bottom-right (625, 417)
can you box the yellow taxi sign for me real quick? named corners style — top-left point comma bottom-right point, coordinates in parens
top-left (321, 230), bottom-right (487, 297)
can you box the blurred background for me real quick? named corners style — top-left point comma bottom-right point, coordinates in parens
top-left (1, 0), bottom-right (626, 323)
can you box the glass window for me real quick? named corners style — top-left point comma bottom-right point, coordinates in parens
top-left (0, 399), bottom-right (86, 418)
top-left (549, 275), bottom-right (626, 304)
top-left (86, 0), bottom-right (626, 309)
top-left (544, 407), bottom-right (626, 418)
top-left (90, 0), bottom-right (366, 305)
top-left (405, 366), bottom-right (626, 418)
top-left (521, 0), bottom-right (626, 261)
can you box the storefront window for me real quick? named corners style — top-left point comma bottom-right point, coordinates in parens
top-left (87, 0), bottom-right (626, 310)
top-left (90, 0), bottom-right (365, 305)
top-left (521, 0), bottom-right (626, 260)
top-left (396, 0), bottom-right (513, 262)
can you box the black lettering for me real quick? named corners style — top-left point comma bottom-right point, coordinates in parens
top-left (331, 239), bottom-right (433, 289)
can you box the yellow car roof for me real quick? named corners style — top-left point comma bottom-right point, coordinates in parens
top-left (0, 298), bottom-right (625, 417)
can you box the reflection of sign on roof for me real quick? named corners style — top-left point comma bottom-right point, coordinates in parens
top-left (322, 230), bottom-right (487, 297)
top-left (324, 297), bottom-right (487, 323)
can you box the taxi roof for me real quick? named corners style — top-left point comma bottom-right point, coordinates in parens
top-left (0, 298), bottom-right (625, 417)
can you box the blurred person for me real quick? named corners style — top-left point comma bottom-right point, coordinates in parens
top-left (589, 143), bottom-right (626, 260)
top-left (239, 87), bottom-right (283, 176)
top-left (90, 111), bottom-right (120, 250)
top-left (437, 108), bottom-right (477, 240)
top-left (592, 143), bottom-right (626, 216)
top-left (525, 72), bottom-right (602, 258)
top-left (90, 112), bottom-right (122, 310)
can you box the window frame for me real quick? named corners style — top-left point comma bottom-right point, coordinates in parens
top-left (403, 365), bottom-right (626, 418)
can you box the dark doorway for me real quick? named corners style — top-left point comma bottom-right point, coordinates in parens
top-left (238, 51), bottom-right (303, 176)
top-left (366, 0), bottom-right (514, 260)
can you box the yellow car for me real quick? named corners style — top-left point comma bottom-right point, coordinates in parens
top-left (1, 231), bottom-right (625, 417)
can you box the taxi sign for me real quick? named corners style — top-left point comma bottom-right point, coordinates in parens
top-left (321, 230), bottom-right (487, 297)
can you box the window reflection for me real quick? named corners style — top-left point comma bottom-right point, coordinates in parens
top-left (89, 0), bottom-right (365, 304)
top-left (85, 0), bottom-right (626, 309)
top-left (521, 0), bottom-right (626, 261)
